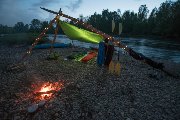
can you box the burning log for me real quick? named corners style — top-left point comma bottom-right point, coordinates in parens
top-left (34, 90), bottom-right (56, 96)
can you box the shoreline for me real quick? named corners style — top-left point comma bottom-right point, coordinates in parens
top-left (0, 45), bottom-right (179, 119)
top-left (48, 34), bottom-right (180, 64)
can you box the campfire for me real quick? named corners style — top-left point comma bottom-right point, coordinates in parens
top-left (14, 80), bottom-right (65, 113)
top-left (24, 81), bottom-right (64, 113)
top-left (34, 81), bottom-right (63, 100)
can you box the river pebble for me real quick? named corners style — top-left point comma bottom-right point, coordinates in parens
top-left (0, 45), bottom-right (179, 120)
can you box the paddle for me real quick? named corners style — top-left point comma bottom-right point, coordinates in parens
top-left (116, 22), bottom-right (123, 75)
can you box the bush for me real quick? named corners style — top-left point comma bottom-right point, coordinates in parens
top-left (0, 33), bottom-right (49, 45)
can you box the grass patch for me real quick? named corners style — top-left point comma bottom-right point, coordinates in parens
top-left (0, 33), bottom-right (49, 45)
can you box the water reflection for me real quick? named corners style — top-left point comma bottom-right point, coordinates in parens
top-left (121, 38), bottom-right (180, 63)
top-left (122, 38), bottom-right (180, 51)
top-left (48, 35), bottom-right (180, 63)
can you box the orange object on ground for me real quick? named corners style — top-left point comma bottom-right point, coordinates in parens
top-left (81, 52), bottom-right (97, 62)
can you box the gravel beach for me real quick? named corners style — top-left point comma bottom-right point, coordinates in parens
top-left (0, 45), bottom-right (179, 120)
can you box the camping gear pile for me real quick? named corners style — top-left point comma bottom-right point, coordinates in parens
top-left (66, 51), bottom-right (97, 63)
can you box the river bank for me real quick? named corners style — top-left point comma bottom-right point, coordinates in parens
top-left (0, 44), bottom-right (179, 120)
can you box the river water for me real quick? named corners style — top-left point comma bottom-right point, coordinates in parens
top-left (48, 35), bottom-right (180, 63)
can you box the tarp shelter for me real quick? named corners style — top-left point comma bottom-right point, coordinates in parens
top-left (21, 7), bottom-right (166, 75)
top-left (59, 20), bottom-right (103, 44)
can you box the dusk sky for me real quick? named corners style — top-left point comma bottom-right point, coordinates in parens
top-left (0, 0), bottom-right (176, 26)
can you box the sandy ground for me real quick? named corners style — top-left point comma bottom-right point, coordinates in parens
top-left (0, 45), bottom-right (179, 120)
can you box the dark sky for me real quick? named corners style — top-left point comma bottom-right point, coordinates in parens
top-left (0, 0), bottom-right (173, 26)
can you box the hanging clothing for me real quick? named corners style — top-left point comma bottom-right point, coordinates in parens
top-left (104, 44), bottom-right (114, 66)
top-left (97, 42), bottom-right (105, 66)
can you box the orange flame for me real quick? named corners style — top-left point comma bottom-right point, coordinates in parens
top-left (40, 84), bottom-right (53, 98)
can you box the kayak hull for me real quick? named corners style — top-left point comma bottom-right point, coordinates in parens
top-left (34, 43), bottom-right (70, 49)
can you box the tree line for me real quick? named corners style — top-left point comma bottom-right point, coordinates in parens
top-left (0, 19), bottom-right (57, 34)
top-left (0, 0), bottom-right (179, 39)
top-left (85, 0), bottom-right (180, 39)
